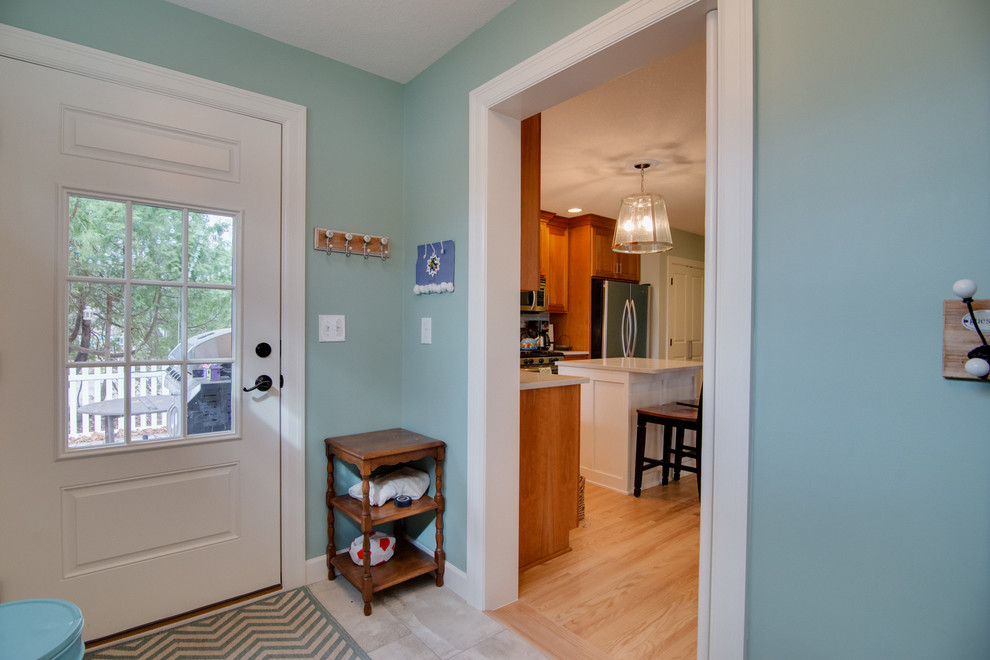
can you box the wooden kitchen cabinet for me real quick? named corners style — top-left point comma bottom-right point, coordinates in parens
top-left (553, 214), bottom-right (641, 352)
top-left (539, 211), bottom-right (552, 278)
top-left (519, 384), bottom-right (580, 571)
top-left (325, 428), bottom-right (445, 616)
top-left (520, 114), bottom-right (541, 291)
top-left (545, 216), bottom-right (568, 312)
top-left (591, 221), bottom-right (640, 282)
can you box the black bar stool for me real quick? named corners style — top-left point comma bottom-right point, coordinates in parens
top-left (633, 392), bottom-right (702, 497)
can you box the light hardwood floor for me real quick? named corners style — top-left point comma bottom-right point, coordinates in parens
top-left (491, 477), bottom-right (700, 659)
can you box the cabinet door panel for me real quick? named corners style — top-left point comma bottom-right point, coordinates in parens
top-left (591, 225), bottom-right (617, 278)
top-left (547, 223), bottom-right (568, 312)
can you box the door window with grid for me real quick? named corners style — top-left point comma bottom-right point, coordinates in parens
top-left (64, 193), bottom-right (237, 451)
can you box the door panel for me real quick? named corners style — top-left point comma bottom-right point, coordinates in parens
top-left (668, 261), bottom-right (705, 361)
top-left (0, 56), bottom-right (281, 640)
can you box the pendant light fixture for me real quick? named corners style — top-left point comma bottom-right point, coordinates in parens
top-left (612, 161), bottom-right (673, 254)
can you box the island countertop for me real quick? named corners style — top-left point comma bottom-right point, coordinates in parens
top-left (520, 371), bottom-right (590, 390)
top-left (557, 358), bottom-right (701, 375)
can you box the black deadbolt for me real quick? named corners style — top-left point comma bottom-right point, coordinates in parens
top-left (255, 342), bottom-right (272, 358)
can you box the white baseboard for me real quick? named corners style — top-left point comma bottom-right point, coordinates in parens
top-left (304, 542), bottom-right (470, 608)
top-left (581, 462), bottom-right (696, 495)
top-left (305, 555), bottom-right (331, 586)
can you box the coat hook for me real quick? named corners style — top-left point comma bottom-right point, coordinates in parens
top-left (381, 237), bottom-right (389, 261)
top-left (325, 230), bottom-right (334, 255)
top-left (344, 233), bottom-right (353, 257)
top-left (363, 235), bottom-right (371, 259)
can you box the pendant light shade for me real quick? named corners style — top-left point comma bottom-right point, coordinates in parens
top-left (612, 163), bottom-right (674, 254)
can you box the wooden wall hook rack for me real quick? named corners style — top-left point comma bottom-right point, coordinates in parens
top-left (943, 298), bottom-right (990, 380)
top-left (314, 228), bottom-right (390, 260)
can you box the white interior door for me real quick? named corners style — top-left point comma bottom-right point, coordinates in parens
top-left (0, 56), bottom-right (282, 640)
top-left (668, 259), bottom-right (705, 361)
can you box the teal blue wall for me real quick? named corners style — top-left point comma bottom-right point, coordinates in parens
top-left (749, 1), bottom-right (990, 657)
top-left (665, 228), bottom-right (705, 264)
top-left (0, 0), bottom-right (406, 560)
top-left (6, 0), bottom-right (990, 654)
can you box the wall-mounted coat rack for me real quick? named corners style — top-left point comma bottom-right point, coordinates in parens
top-left (313, 228), bottom-right (390, 261)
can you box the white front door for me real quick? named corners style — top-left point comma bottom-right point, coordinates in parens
top-left (0, 56), bottom-right (282, 640)
top-left (668, 259), bottom-right (705, 361)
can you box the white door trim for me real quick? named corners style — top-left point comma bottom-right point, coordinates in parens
top-left (669, 256), bottom-right (706, 269)
top-left (466, 1), bottom-right (752, 658)
top-left (0, 23), bottom-right (308, 590)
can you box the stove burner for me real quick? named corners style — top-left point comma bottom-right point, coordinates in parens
top-left (520, 350), bottom-right (564, 368)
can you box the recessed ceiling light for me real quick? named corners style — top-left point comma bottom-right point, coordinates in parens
top-left (567, 208), bottom-right (582, 214)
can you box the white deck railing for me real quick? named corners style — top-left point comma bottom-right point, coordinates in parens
top-left (67, 366), bottom-right (169, 437)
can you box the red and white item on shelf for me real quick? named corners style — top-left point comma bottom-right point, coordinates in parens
top-left (348, 532), bottom-right (396, 566)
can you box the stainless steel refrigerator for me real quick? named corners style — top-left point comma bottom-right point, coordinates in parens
top-left (591, 278), bottom-right (650, 359)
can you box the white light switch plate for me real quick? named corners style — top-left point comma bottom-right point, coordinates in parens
top-left (319, 315), bottom-right (345, 342)
top-left (421, 317), bottom-right (432, 344)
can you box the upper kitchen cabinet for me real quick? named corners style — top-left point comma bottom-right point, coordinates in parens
top-left (552, 214), bottom-right (640, 352)
top-left (520, 114), bottom-right (541, 292)
top-left (578, 214), bottom-right (641, 283)
top-left (544, 214), bottom-right (568, 313)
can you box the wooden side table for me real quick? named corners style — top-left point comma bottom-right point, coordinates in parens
top-left (325, 428), bottom-right (445, 615)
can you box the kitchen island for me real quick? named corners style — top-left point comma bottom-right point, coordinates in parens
top-left (556, 358), bottom-right (701, 494)
top-left (518, 370), bottom-right (588, 570)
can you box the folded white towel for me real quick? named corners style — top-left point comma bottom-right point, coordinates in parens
top-left (348, 466), bottom-right (431, 506)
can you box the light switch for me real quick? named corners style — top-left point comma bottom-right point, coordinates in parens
top-left (421, 317), bottom-right (432, 344)
top-left (319, 315), bottom-right (345, 342)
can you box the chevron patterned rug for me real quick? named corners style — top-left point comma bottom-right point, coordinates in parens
top-left (84, 587), bottom-right (370, 660)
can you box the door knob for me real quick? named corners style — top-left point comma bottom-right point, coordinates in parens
top-left (243, 375), bottom-right (273, 392)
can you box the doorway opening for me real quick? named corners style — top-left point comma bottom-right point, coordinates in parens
top-left (503, 29), bottom-right (708, 656)
top-left (466, 1), bottom-right (754, 657)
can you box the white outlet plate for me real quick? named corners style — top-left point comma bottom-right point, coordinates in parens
top-left (421, 317), bottom-right (432, 344)
top-left (319, 315), bottom-right (345, 342)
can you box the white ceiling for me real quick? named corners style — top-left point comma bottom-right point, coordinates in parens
top-left (163, 0), bottom-right (517, 84)
top-left (541, 39), bottom-right (707, 236)
top-left (164, 1), bottom-right (706, 236)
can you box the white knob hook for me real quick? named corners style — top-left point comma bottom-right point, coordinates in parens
top-left (325, 230), bottom-right (334, 255)
top-left (362, 235), bottom-right (371, 259)
top-left (381, 237), bottom-right (390, 261)
top-left (964, 357), bottom-right (990, 379)
top-left (953, 279), bottom-right (978, 300)
top-left (344, 233), bottom-right (353, 257)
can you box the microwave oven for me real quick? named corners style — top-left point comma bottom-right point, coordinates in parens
top-left (520, 277), bottom-right (547, 312)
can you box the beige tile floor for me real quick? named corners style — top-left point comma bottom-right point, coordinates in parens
top-left (309, 575), bottom-right (547, 660)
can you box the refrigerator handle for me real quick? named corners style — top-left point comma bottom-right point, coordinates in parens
top-left (622, 299), bottom-right (633, 357)
top-left (630, 298), bottom-right (638, 356)
top-left (619, 299), bottom-right (627, 357)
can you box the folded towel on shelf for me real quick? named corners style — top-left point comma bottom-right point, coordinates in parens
top-left (348, 466), bottom-right (431, 506)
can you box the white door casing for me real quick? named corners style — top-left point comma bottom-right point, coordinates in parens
top-left (0, 27), bottom-right (307, 640)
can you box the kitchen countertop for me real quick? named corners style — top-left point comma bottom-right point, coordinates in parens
top-left (520, 371), bottom-right (590, 390)
top-left (556, 357), bottom-right (701, 375)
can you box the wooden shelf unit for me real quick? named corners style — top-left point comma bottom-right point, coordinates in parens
top-left (325, 428), bottom-right (445, 615)
top-left (329, 540), bottom-right (438, 594)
